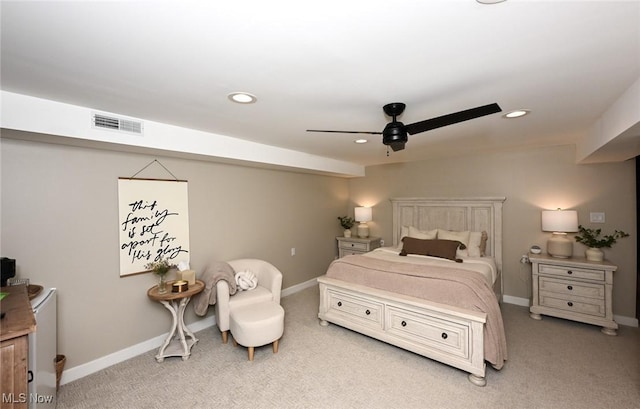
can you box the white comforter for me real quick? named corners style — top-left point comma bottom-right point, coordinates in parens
top-left (363, 246), bottom-right (497, 286)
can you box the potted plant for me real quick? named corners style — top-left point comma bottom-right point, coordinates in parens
top-left (574, 225), bottom-right (629, 261)
top-left (145, 258), bottom-right (175, 294)
top-left (337, 216), bottom-right (355, 238)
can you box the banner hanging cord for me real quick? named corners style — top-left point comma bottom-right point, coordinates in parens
top-left (129, 159), bottom-right (179, 181)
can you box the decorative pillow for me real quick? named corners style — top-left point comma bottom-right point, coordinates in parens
top-left (399, 237), bottom-right (466, 262)
top-left (397, 225), bottom-right (438, 249)
top-left (437, 230), bottom-right (471, 257)
top-left (479, 231), bottom-right (488, 257)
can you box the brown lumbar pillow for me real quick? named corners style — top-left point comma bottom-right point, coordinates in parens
top-left (399, 237), bottom-right (466, 263)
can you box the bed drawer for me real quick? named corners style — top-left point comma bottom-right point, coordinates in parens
top-left (386, 305), bottom-right (469, 359)
top-left (538, 264), bottom-right (604, 282)
top-left (538, 276), bottom-right (605, 299)
top-left (326, 288), bottom-right (384, 330)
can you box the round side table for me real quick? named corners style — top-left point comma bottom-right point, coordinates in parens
top-left (147, 279), bottom-right (204, 362)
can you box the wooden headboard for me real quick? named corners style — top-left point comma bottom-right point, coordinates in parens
top-left (390, 197), bottom-right (506, 275)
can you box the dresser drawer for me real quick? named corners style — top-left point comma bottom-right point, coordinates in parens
top-left (538, 264), bottom-right (605, 282)
top-left (326, 289), bottom-right (384, 329)
top-left (539, 276), bottom-right (605, 300)
top-left (339, 241), bottom-right (369, 251)
top-left (386, 306), bottom-right (469, 359)
top-left (539, 292), bottom-right (606, 317)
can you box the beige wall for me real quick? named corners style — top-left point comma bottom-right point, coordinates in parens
top-left (1, 138), bottom-right (349, 368)
top-left (2, 138), bottom-right (636, 371)
top-left (348, 145), bottom-right (637, 319)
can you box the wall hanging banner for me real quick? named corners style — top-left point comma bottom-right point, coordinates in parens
top-left (118, 178), bottom-right (190, 276)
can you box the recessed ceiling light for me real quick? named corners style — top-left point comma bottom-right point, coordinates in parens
top-left (503, 109), bottom-right (530, 119)
top-left (476, 0), bottom-right (506, 4)
top-left (228, 92), bottom-right (257, 104)
top-left (354, 139), bottom-right (368, 144)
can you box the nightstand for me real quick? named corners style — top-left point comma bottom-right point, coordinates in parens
top-left (529, 253), bottom-right (618, 335)
top-left (336, 236), bottom-right (381, 258)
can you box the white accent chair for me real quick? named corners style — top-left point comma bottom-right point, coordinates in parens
top-left (214, 259), bottom-right (283, 344)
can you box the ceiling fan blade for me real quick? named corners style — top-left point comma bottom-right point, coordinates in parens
top-left (405, 103), bottom-right (502, 135)
top-left (306, 129), bottom-right (382, 135)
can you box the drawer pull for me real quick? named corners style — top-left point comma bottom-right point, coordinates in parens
top-left (567, 302), bottom-right (574, 307)
top-left (441, 333), bottom-right (448, 340)
top-left (401, 321), bottom-right (407, 327)
top-left (567, 285), bottom-right (573, 290)
top-left (567, 270), bottom-right (573, 275)
top-left (365, 309), bottom-right (371, 315)
top-left (351, 243), bottom-right (355, 247)
top-left (337, 301), bottom-right (342, 307)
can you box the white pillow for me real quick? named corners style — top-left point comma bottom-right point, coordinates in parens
top-left (397, 225), bottom-right (438, 249)
top-left (408, 226), bottom-right (438, 240)
top-left (437, 230), bottom-right (471, 257)
top-left (467, 231), bottom-right (483, 257)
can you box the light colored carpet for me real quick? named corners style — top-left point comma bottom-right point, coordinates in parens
top-left (58, 285), bottom-right (639, 409)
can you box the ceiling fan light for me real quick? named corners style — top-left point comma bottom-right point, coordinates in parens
top-left (383, 122), bottom-right (407, 151)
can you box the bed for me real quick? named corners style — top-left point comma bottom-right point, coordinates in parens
top-left (317, 197), bottom-right (507, 386)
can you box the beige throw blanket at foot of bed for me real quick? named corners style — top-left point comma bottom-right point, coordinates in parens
top-left (326, 255), bottom-right (507, 369)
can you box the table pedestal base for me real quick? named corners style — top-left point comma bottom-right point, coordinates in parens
top-left (155, 297), bottom-right (198, 362)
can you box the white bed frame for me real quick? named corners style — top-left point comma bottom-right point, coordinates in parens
top-left (318, 197), bottom-right (506, 386)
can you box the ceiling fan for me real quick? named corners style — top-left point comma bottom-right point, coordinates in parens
top-left (307, 102), bottom-right (502, 152)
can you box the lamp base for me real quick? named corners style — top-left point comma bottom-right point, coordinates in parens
top-left (547, 233), bottom-right (573, 258)
top-left (357, 223), bottom-right (369, 238)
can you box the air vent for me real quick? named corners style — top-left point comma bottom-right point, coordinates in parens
top-left (92, 113), bottom-right (143, 135)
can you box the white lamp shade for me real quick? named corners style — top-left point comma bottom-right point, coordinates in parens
top-left (355, 207), bottom-right (372, 222)
top-left (541, 209), bottom-right (578, 233)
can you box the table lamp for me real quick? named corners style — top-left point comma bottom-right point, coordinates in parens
top-left (355, 207), bottom-right (372, 238)
top-left (541, 209), bottom-right (578, 258)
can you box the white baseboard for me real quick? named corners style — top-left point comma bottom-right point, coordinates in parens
top-left (60, 278), bottom-right (320, 385)
top-left (281, 276), bottom-right (319, 297)
top-left (502, 295), bottom-right (530, 307)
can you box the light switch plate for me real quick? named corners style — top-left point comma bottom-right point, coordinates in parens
top-left (590, 212), bottom-right (605, 223)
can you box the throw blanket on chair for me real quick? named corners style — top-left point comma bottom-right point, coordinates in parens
top-left (235, 270), bottom-right (258, 291)
top-left (194, 261), bottom-right (237, 316)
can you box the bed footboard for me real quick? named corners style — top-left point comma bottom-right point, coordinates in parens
top-left (317, 276), bottom-right (488, 386)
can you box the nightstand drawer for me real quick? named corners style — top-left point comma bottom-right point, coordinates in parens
top-left (339, 241), bottom-right (369, 251)
top-left (538, 264), bottom-right (605, 282)
top-left (539, 276), bottom-right (605, 299)
top-left (539, 292), bottom-right (606, 317)
top-left (340, 249), bottom-right (364, 257)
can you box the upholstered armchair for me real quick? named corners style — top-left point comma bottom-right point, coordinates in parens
top-left (214, 259), bottom-right (283, 344)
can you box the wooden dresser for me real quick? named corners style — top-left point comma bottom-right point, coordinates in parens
top-left (1, 285), bottom-right (36, 409)
top-left (528, 253), bottom-right (618, 335)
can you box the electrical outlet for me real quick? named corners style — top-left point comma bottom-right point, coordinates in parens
top-left (520, 254), bottom-right (529, 264)
top-left (590, 212), bottom-right (605, 223)
top-left (380, 239), bottom-right (385, 246)
top-left (291, 247), bottom-right (296, 256)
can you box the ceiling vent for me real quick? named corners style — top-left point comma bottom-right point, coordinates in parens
top-left (92, 113), bottom-right (143, 135)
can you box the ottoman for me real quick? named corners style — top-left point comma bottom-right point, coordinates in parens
top-left (229, 301), bottom-right (285, 361)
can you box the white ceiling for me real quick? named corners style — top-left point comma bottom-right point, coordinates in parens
top-left (1, 0), bottom-right (639, 173)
